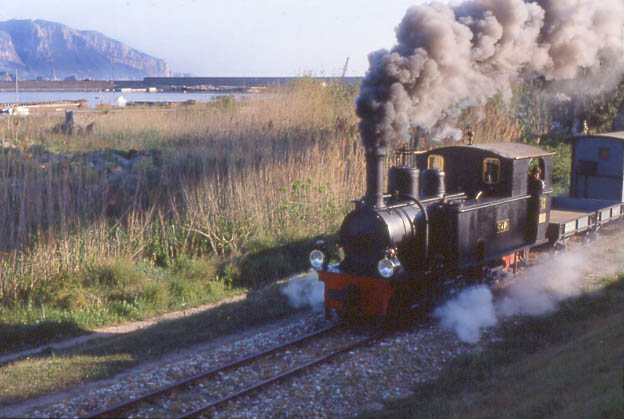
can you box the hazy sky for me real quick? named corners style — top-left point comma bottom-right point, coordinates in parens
top-left (0, 0), bottom-right (434, 76)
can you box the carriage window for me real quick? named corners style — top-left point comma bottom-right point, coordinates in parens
top-left (483, 158), bottom-right (500, 184)
top-left (427, 155), bottom-right (444, 170)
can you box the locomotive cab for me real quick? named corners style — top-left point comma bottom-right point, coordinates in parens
top-left (418, 143), bottom-right (555, 270)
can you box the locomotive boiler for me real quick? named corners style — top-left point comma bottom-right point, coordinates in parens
top-left (310, 142), bottom-right (555, 322)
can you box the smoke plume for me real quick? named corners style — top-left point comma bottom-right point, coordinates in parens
top-left (356, 0), bottom-right (624, 150)
top-left (281, 272), bottom-right (325, 311)
top-left (434, 247), bottom-right (592, 343)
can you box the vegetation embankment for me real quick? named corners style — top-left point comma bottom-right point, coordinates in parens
top-left (370, 275), bottom-right (624, 419)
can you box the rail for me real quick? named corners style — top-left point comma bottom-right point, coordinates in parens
top-left (177, 334), bottom-right (380, 418)
top-left (86, 323), bottom-right (340, 418)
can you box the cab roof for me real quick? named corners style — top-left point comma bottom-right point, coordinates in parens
top-left (430, 143), bottom-right (554, 160)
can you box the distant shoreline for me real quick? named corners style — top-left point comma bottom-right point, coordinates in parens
top-left (0, 76), bottom-right (362, 93)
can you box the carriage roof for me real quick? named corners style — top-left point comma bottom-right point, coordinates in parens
top-left (569, 131), bottom-right (624, 142)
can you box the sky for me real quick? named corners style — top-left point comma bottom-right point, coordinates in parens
top-left (0, 0), bottom-right (434, 77)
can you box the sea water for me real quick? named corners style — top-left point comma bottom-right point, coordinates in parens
top-left (0, 90), bottom-right (254, 108)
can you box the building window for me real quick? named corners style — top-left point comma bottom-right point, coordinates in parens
top-left (576, 160), bottom-right (598, 175)
top-left (427, 155), bottom-right (444, 170)
top-left (483, 158), bottom-right (500, 184)
top-left (599, 148), bottom-right (609, 161)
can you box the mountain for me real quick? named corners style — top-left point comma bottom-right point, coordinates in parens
top-left (0, 19), bottom-right (169, 81)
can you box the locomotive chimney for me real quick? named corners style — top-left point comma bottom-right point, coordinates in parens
top-left (365, 147), bottom-right (387, 208)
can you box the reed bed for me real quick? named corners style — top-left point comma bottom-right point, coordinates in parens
top-left (0, 80), bottom-right (361, 311)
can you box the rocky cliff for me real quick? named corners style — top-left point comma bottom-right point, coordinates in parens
top-left (0, 19), bottom-right (169, 81)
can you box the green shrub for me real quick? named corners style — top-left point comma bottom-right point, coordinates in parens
top-left (108, 300), bottom-right (139, 319)
top-left (33, 270), bottom-right (83, 309)
top-left (172, 256), bottom-right (218, 284)
top-left (141, 282), bottom-right (168, 307)
top-left (55, 287), bottom-right (91, 311)
top-left (168, 278), bottom-right (199, 303)
top-left (86, 260), bottom-right (147, 293)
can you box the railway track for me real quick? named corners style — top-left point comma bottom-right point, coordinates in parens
top-left (25, 230), bottom-right (615, 418)
top-left (85, 322), bottom-right (381, 418)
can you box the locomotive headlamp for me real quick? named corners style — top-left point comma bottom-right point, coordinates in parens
top-left (310, 250), bottom-right (326, 270)
top-left (311, 240), bottom-right (328, 270)
top-left (378, 248), bottom-right (399, 278)
top-left (377, 257), bottom-right (396, 278)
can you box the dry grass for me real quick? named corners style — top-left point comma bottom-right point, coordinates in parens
top-left (0, 79), bottom-right (362, 307)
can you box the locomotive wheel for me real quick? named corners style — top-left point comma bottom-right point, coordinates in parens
top-left (581, 229), bottom-right (600, 244)
top-left (465, 265), bottom-right (491, 285)
top-left (385, 288), bottom-right (424, 328)
top-left (385, 292), bottom-right (409, 327)
top-left (550, 242), bottom-right (566, 255)
top-left (329, 285), bottom-right (362, 325)
top-left (481, 265), bottom-right (505, 284)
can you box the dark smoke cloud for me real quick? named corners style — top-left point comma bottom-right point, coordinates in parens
top-left (356, 0), bottom-right (624, 150)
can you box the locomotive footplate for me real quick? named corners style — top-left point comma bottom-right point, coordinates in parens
top-left (317, 269), bottom-right (396, 318)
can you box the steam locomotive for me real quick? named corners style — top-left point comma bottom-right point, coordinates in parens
top-left (310, 136), bottom-right (624, 322)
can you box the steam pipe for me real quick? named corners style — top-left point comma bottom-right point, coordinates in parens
top-left (365, 148), bottom-right (387, 209)
top-left (405, 194), bottom-right (429, 267)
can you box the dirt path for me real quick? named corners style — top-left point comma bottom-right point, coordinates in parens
top-left (0, 294), bottom-right (248, 366)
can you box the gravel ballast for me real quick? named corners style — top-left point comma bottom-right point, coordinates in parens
top-left (23, 314), bottom-right (485, 418)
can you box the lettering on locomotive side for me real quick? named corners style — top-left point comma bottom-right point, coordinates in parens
top-left (496, 218), bottom-right (510, 234)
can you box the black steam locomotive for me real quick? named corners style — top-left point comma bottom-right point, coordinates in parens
top-left (311, 135), bottom-right (624, 321)
top-left (311, 141), bottom-right (556, 321)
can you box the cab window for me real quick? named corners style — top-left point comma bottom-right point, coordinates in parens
top-left (483, 158), bottom-right (500, 184)
top-left (427, 155), bottom-right (444, 170)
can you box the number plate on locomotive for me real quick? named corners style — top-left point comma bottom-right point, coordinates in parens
top-left (496, 219), bottom-right (510, 234)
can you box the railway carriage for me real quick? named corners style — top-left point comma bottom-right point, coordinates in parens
top-left (570, 131), bottom-right (624, 201)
